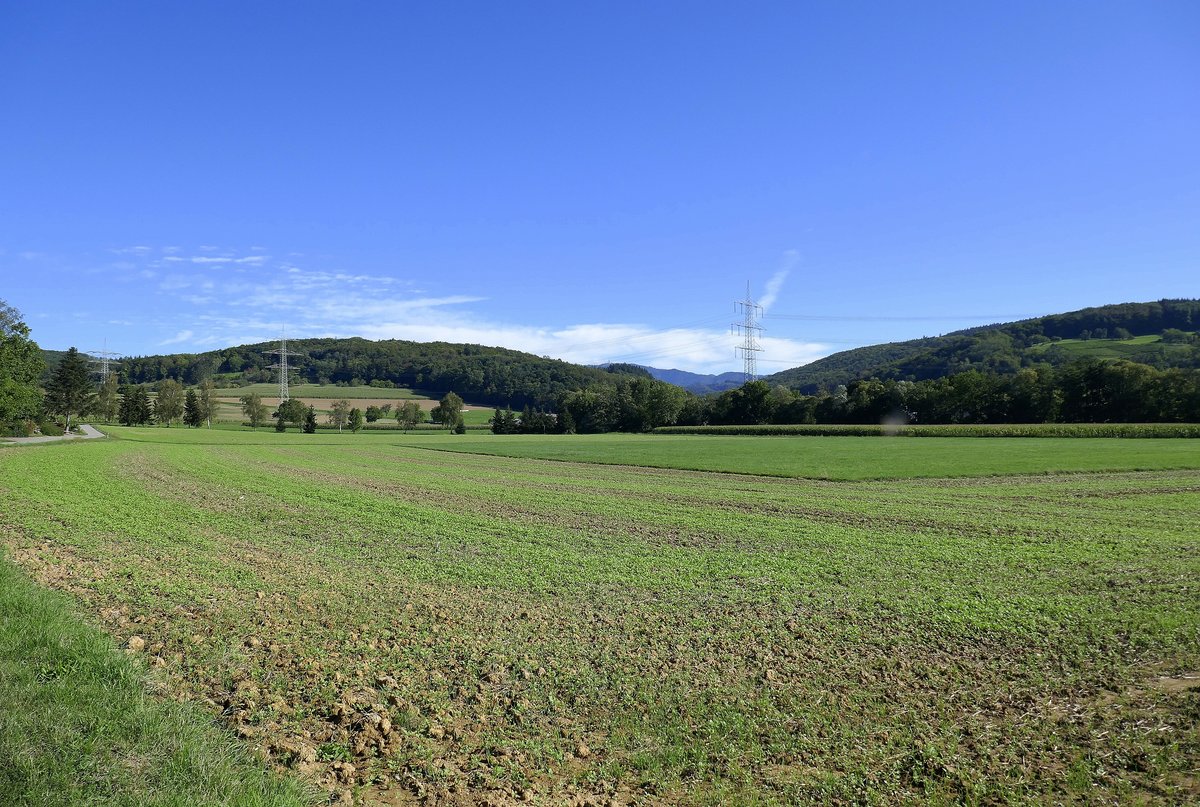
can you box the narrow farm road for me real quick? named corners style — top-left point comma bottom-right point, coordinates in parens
top-left (3, 424), bottom-right (106, 445)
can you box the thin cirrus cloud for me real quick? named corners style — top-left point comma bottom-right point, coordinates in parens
top-left (130, 246), bottom-right (827, 374)
top-left (158, 329), bottom-right (194, 346)
top-left (163, 255), bottom-right (266, 264)
top-left (758, 250), bottom-right (798, 312)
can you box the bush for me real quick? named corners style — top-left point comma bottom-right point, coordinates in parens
top-left (4, 420), bottom-right (35, 437)
top-left (37, 421), bottom-right (65, 437)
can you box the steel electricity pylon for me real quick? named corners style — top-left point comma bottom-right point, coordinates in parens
top-left (266, 330), bottom-right (303, 402)
top-left (88, 338), bottom-right (121, 384)
top-left (731, 283), bottom-right (764, 383)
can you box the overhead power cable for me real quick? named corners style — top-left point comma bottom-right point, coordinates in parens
top-left (766, 313), bottom-right (1039, 322)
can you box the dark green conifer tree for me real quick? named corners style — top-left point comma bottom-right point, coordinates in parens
top-left (183, 389), bottom-right (202, 427)
top-left (44, 347), bottom-right (94, 431)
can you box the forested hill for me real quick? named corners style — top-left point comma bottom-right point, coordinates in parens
top-left (766, 299), bottom-right (1200, 393)
top-left (90, 338), bottom-right (649, 409)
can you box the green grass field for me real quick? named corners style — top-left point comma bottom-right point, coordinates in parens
top-left (1028, 332), bottom-right (1197, 361)
top-left (1, 427), bottom-right (1197, 804)
top-left (217, 383), bottom-right (427, 400)
top-left (136, 381), bottom-right (495, 426)
top-left (397, 432), bottom-right (1200, 479)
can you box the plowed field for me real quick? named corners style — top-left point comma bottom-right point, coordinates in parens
top-left (1, 428), bottom-right (1197, 804)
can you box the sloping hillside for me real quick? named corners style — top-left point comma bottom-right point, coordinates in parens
top-left (76, 338), bottom-right (653, 410)
top-left (639, 367), bottom-right (744, 394)
top-left (767, 299), bottom-right (1200, 392)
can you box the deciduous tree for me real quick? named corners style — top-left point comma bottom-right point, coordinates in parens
top-left (396, 400), bottom-right (423, 432)
top-left (95, 373), bottom-right (120, 423)
top-left (276, 398), bottom-right (307, 428)
top-left (0, 300), bottom-right (45, 430)
top-left (431, 391), bottom-right (463, 429)
top-left (329, 399), bottom-right (351, 432)
top-left (197, 378), bottom-right (217, 427)
top-left (154, 379), bottom-right (184, 426)
top-left (241, 392), bottom-right (268, 428)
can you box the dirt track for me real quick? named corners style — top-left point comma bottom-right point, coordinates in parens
top-left (2, 424), bottom-right (106, 445)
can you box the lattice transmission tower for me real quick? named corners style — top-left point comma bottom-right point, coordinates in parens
top-left (88, 338), bottom-right (121, 384)
top-left (266, 331), bottom-right (303, 402)
top-left (731, 283), bottom-right (764, 383)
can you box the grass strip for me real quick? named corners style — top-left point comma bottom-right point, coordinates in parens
top-left (653, 423), bottom-right (1200, 437)
top-left (0, 552), bottom-right (313, 807)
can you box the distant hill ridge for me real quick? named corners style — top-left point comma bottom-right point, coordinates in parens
top-left (42, 299), bottom-right (1200, 403)
top-left (59, 337), bottom-right (654, 410)
top-left (765, 299), bottom-right (1200, 393)
top-left (596, 364), bottom-right (744, 394)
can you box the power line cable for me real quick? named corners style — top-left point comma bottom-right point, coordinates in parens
top-left (766, 312), bottom-right (1040, 322)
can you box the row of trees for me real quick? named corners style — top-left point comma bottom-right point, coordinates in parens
top-left (485, 377), bottom-right (688, 434)
top-left (518, 359), bottom-right (1200, 434)
top-left (693, 362), bottom-right (1200, 427)
top-left (491, 405), bottom-right (555, 434)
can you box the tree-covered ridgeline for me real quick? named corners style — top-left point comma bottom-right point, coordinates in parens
top-left (114, 338), bottom-right (650, 410)
top-left (767, 298), bottom-right (1200, 392)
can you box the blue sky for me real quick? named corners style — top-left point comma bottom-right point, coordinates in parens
top-left (2, 2), bottom-right (1197, 374)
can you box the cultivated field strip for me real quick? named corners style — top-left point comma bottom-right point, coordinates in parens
top-left (1, 430), bottom-right (1197, 805)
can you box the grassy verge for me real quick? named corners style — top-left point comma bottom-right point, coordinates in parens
top-left (0, 552), bottom-right (312, 807)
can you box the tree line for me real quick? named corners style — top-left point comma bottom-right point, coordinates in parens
top-left (481, 360), bottom-right (1200, 435)
top-left (691, 362), bottom-right (1200, 427)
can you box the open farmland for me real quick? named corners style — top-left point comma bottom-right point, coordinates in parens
top-left (396, 432), bottom-right (1200, 480)
top-left (1, 429), bottom-right (1198, 804)
top-left (208, 384), bottom-right (489, 425)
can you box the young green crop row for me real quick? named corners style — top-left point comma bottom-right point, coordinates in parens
top-left (0, 428), bottom-right (1197, 804)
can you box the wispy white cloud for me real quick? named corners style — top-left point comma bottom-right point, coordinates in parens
top-left (159, 329), bottom-right (194, 345)
top-left (125, 244), bottom-right (830, 373)
top-left (759, 250), bottom-right (798, 312)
